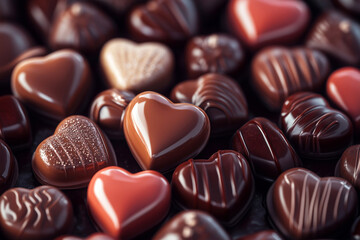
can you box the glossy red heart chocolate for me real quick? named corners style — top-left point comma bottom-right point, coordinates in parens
top-left (124, 91), bottom-right (210, 172)
top-left (87, 166), bottom-right (171, 239)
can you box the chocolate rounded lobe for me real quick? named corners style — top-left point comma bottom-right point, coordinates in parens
top-left (336, 145), bottom-right (360, 191)
top-left (0, 140), bottom-right (18, 194)
top-left (232, 117), bottom-right (301, 182)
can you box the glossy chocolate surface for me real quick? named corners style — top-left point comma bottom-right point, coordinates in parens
top-left (49, 2), bottom-right (116, 54)
top-left (129, 0), bottom-right (199, 44)
top-left (124, 91), bottom-right (210, 172)
top-left (171, 73), bottom-right (248, 136)
top-left (12, 49), bottom-right (92, 121)
top-left (153, 210), bottom-right (231, 240)
top-left (237, 230), bottom-right (284, 240)
top-left (0, 140), bottom-right (18, 194)
top-left (90, 89), bottom-right (135, 139)
top-left (336, 145), bottom-right (360, 191)
top-left (252, 47), bottom-right (330, 111)
top-left (306, 11), bottom-right (360, 66)
top-left (281, 92), bottom-right (353, 160)
top-left (186, 34), bottom-right (244, 78)
top-left (100, 39), bottom-right (174, 93)
top-left (267, 168), bottom-right (358, 239)
top-left (232, 117), bottom-right (301, 182)
top-left (0, 186), bottom-right (73, 240)
top-left (172, 150), bottom-right (254, 225)
top-left (87, 166), bottom-right (171, 239)
top-left (32, 115), bottom-right (117, 189)
top-left (228, 0), bottom-right (310, 49)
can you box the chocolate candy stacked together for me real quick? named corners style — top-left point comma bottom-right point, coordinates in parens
top-left (1, 0), bottom-right (360, 239)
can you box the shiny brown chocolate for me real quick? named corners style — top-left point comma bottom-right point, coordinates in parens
top-left (171, 73), bottom-right (248, 136)
top-left (49, 2), bottom-right (116, 54)
top-left (128, 0), bottom-right (199, 44)
top-left (0, 95), bottom-right (31, 149)
top-left (267, 168), bottom-right (358, 239)
top-left (185, 34), bottom-right (244, 78)
top-left (153, 211), bottom-right (231, 240)
top-left (172, 150), bottom-right (254, 226)
top-left (100, 38), bottom-right (174, 93)
top-left (124, 91), bottom-right (210, 172)
top-left (281, 92), bottom-right (353, 160)
top-left (252, 47), bottom-right (330, 111)
top-left (336, 145), bottom-right (360, 191)
top-left (56, 233), bottom-right (116, 240)
top-left (232, 117), bottom-right (301, 182)
top-left (0, 140), bottom-right (18, 194)
top-left (306, 11), bottom-right (360, 66)
top-left (0, 0), bottom-right (16, 20)
top-left (32, 115), bottom-right (117, 189)
top-left (0, 22), bottom-right (46, 84)
top-left (12, 49), bottom-right (92, 121)
top-left (90, 89), bottom-right (135, 139)
top-left (0, 186), bottom-right (73, 240)
top-left (237, 230), bottom-right (284, 240)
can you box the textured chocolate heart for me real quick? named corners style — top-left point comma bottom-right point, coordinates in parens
top-left (12, 49), bottom-right (92, 121)
top-left (101, 39), bottom-right (174, 93)
top-left (172, 150), bottom-right (254, 226)
top-left (124, 91), bottom-right (210, 172)
top-left (87, 166), bottom-right (171, 239)
top-left (32, 115), bottom-right (117, 189)
top-left (129, 0), bottom-right (198, 44)
top-left (267, 168), bottom-right (358, 239)
top-left (0, 186), bottom-right (73, 240)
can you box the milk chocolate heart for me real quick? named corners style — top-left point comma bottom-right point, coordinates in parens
top-left (228, 0), bottom-right (310, 49)
top-left (0, 186), bottom-right (73, 240)
top-left (172, 150), bottom-right (254, 226)
top-left (124, 91), bottom-right (210, 172)
top-left (267, 168), bottom-right (358, 239)
top-left (32, 115), bottom-right (117, 189)
top-left (87, 166), bottom-right (171, 239)
top-left (12, 49), bottom-right (92, 121)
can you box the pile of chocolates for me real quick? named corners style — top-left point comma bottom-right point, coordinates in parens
top-left (0, 0), bottom-right (360, 239)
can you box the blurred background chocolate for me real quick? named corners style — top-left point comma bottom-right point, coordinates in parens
top-left (333, 0), bottom-right (360, 18)
top-left (236, 230), bottom-right (284, 240)
top-left (352, 217), bottom-right (360, 240)
top-left (0, 0), bottom-right (17, 20)
top-left (193, 0), bottom-right (227, 17)
top-left (56, 233), bottom-right (116, 240)
top-left (0, 140), bottom-right (18, 194)
top-left (90, 0), bottom-right (141, 16)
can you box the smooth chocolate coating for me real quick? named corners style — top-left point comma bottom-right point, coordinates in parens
top-left (12, 49), bottom-right (92, 121)
top-left (232, 117), bottom-right (301, 182)
top-left (0, 140), bottom-right (18, 194)
top-left (172, 150), bottom-right (254, 226)
top-left (0, 22), bottom-right (46, 84)
top-left (124, 91), bottom-right (210, 172)
top-left (56, 233), bottom-right (116, 240)
top-left (32, 115), bottom-right (117, 189)
top-left (90, 89), bottom-right (135, 139)
top-left (171, 73), bottom-right (248, 136)
top-left (252, 47), bottom-right (330, 111)
top-left (185, 34), bottom-right (244, 78)
top-left (306, 11), bottom-right (360, 66)
top-left (267, 168), bottom-right (358, 239)
top-left (100, 38), bottom-right (174, 93)
top-left (49, 2), bottom-right (116, 54)
top-left (153, 211), bottom-right (231, 240)
top-left (0, 95), bottom-right (32, 149)
top-left (0, 0), bottom-right (16, 20)
top-left (128, 0), bottom-right (199, 44)
top-left (333, 0), bottom-right (360, 17)
top-left (237, 230), bottom-right (284, 240)
top-left (281, 92), bottom-right (353, 160)
top-left (0, 186), bottom-right (73, 240)
top-left (336, 145), bottom-right (360, 191)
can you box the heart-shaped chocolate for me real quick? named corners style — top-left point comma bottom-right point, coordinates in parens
top-left (87, 166), bottom-right (171, 239)
top-left (129, 0), bottom-right (199, 44)
top-left (12, 49), bottom-right (92, 121)
top-left (100, 39), bottom-right (174, 93)
top-left (228, 0), bottom-right (310, 49)
top-left (0, 186), bottom-right (73, 240)
top-left (172, 150), bottom-right (254, 226)
top-left (171, 73), bottom-right (248, 135)
top-left (267, 168), bottom-right (358, 239)
top-left (124, 91), bottom-right (210, 172)
top-left (32, 115), bottom-right (117, 189)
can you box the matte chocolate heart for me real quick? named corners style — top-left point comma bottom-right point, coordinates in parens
top-left (124, 91), bottom-right (210, 172)
top-left (12, 49), bottom-right (92, 121)
top-left (0, 186), bottom-right (73, 240)
top-left (267, 168), bottom-right (358, 239)
top-left (172, 150), bottom-right (254, 226)
top-left (32, 115), bottom-right (117, 189)
top-left (228, 0), bottom-right (310, 49)
top-left (100, 39), bottom-right (174, 93)
top-left (87, 166), bottom-right (171, 239)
